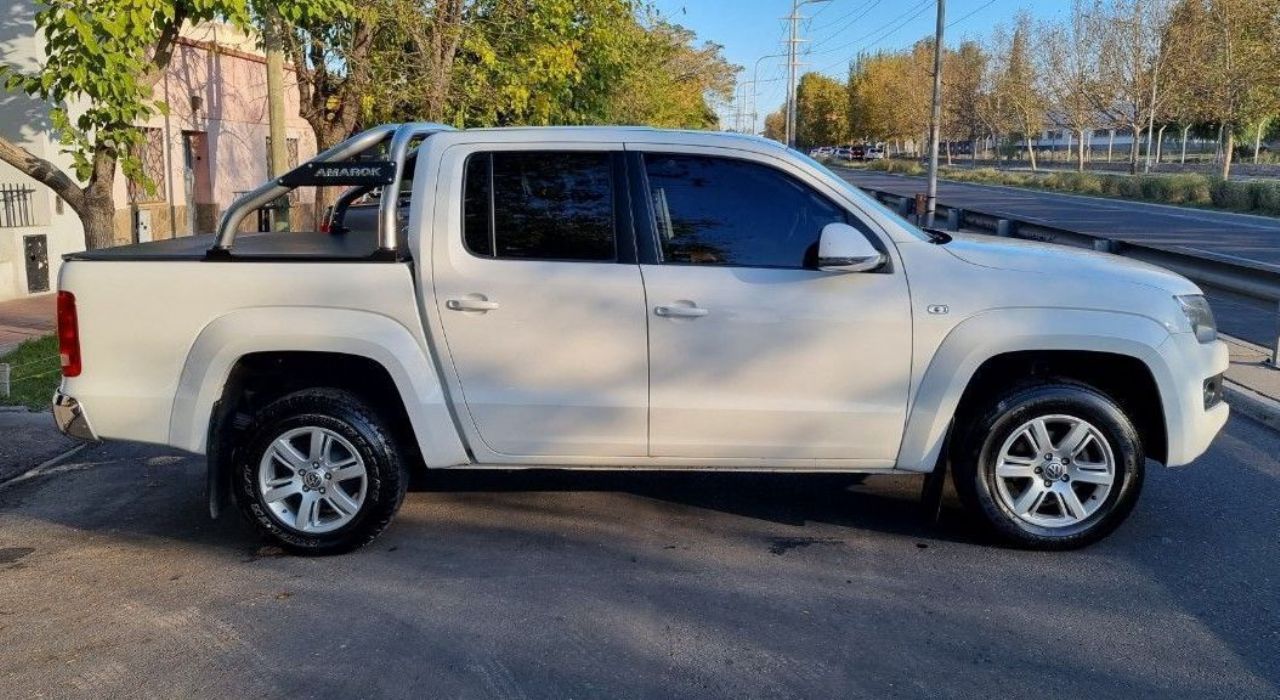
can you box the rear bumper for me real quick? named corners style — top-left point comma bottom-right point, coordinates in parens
top-left (52, 390), bottom-right (99, 442)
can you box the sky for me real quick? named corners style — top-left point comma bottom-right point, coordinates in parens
top-left (651, 0), bottom-right (1072, 132)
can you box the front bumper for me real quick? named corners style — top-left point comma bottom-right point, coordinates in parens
top-left (1160, 334), bottom-right (1229, 466)
top-left (52, 390), bottom-right (99, 442)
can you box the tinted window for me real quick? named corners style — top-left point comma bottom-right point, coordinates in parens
top-left (463, 153), bottom-right (493, 255)
top-left (463, 151), bottom-right (615, 261)
top-left (643, 154), bottom-right (847, 268)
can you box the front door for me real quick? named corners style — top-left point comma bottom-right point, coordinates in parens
top-left (635, 150), bottom-right (913, 463)
top-left (433, 148), bottom-right (649, 458)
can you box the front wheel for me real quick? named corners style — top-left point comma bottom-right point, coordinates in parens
top-left (952, 382), bottom-right (1145, 550)
top-left (233, 388), bottom-right (407, 554)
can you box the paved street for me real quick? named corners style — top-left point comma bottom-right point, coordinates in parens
top-left (1, 415), bottom-right (1277, 698)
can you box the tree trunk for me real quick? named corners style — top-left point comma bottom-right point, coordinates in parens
top-left (1222, 128), bottom-right (1234, 179)
top-left (1254, 121), bottom-right (1265, 164)
top-left (1128, 126), bottom-right (1142, 175)
top-left (971, 138), bottom-right (978, 167)
top-left (1155, 124), bottom-right (1167, 166)
top-left (1180, 124), bottom-right (1190, 164)
top-left (945, 140), bottom-right (952, 166)
top-left (1025, 125), bottom-right (1038, 172)
top-left (1077, 129), bottom-right (1086, 172)
top-left (1107, 130), bottom-right (1114, 162)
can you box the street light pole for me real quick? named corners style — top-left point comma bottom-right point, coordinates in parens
top-left (751, 52), bottom-right (787, 135)
top-left (925, 0), bottom-right (945, 227)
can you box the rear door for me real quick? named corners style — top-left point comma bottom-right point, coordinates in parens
top-left (632, 147), bottom-right (912, 463)
top-left (432, 146), bottom-right (649, 458)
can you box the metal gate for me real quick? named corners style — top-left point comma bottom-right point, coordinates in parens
top-left (24, 234), bottom-right (48, 293)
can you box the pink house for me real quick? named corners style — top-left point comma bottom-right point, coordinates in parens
top-left (0, 10), bottom-right (319, 301)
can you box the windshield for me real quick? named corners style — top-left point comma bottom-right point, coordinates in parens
top-left (790, 149), bottom-right (937, 243)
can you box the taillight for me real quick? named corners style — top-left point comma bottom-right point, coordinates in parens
top-left (57, 290), bottom-right (81, 377)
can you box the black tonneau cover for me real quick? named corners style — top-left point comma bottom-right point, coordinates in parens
top-left (65, 229), bottom-right (399, 262)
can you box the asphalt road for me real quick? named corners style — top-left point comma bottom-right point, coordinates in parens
top-left (836, 169), bottom-right (1280, 347)
top-left (1, 416), bottom-right (1277, 698)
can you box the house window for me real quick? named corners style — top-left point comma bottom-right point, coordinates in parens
top-left (128, 127), bottom-right (167, 204)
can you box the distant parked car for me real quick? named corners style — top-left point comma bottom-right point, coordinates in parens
top-left (866, 146), bottom-right (885, 160)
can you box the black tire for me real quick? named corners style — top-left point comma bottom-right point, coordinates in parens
top-left (951, 381), bottom-right (1144, 550)
top-left (232, 388), bottom-right (407, 555)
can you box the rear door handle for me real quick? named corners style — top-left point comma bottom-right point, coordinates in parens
top-left (655, 304), bottom-right (708, 318)
top-left (446, 298), bottom-right (500, 312)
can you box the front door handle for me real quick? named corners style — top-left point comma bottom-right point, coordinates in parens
top-left (446, 298), bottom-right (500, 312)
top-left (655, 304), bottom-right (708, 318)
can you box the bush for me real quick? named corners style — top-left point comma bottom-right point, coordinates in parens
top-left (1168, 174), bottom-right (1212, 205)
top-left (1248, 181), bottom-right (1280, 215)
top-left (1210, 178), bottom-right (1253, 210)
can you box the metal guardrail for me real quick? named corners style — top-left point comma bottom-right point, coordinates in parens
top-left (862, 187), bottom-right (1280, 362)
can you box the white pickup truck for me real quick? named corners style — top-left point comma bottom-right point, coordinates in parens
top-left (52, 123), bottom-right (1228, 553)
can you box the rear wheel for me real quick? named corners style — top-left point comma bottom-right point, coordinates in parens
top-left (952, 382), bottom-right (1144, 549)
top-left (233, 388), bottom-right (407, 554)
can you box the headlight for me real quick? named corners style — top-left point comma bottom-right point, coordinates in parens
top-left (1176, 294), bottom-right (1217, 343)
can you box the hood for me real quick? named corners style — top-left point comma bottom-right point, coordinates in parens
top-left (942, 233), bottom-right (1200, 295)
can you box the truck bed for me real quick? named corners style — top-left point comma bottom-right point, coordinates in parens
top-left (66, 229), bottom-right (391, 262)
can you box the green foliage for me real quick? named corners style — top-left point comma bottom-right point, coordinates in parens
top-left (0, 0), bottom-right (348, 190)
top-left (0, 336), bottom-right (60, 410)
top-left (447, 1), bottom-right (733, 129)
top-left (795, 73), bottom-right (848, 148)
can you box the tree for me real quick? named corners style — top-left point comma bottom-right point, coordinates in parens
top-left (1039, 2), bottom-right (1099, 171)
top-left (1180, 0), bottom-right (1280, 177)
top-left (795, 72), bottom-right (849, 148)
top-left (1087, 0), bottom-right (1173, 174)
top-left (995, 14), bottom-right (1045, 170)
top-left (943, 41), bottom-right (988, 166)
top-left (0, 0), bottom-right (348, 250)
top-left (601, 15), bottom-right (737, 129)
top-left (763, 109), bottom-right (787, 142)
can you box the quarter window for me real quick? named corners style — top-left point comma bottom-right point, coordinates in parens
top-left (463, 151), bottom-right (615, 261)
top-left (643, 154), bottom-right (848, 268)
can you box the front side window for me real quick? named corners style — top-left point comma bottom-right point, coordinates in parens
top-left (463, 151), bottom-right (615, 261)
top-left (642, 154), bottom-right (848, 268)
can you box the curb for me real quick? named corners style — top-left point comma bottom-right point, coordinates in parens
top-left (1223, 379), bottom-right (1280, 431)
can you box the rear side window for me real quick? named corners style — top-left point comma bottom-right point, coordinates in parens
top-left (463, 151), bottom-right (615, 261)
top-left (643, 154), bottom-right (847, 268)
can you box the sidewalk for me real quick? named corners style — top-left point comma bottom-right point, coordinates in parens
top-left (0, 293), bottom-right (56, 354)
top-left (1220, 334), bottom-right (1280, 429)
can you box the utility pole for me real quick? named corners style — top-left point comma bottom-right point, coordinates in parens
top-left (264, 7), bottom-right (291, 231)
top-left (785, 0), bottom-right (829, 149)
top-left (925, 0), bottom-right (945, 227)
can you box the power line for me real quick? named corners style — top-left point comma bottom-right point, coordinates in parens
top-left (809, 0), bottom-right (884, 49)
top-left (810, 0), bottom-right (934, 73)
top-left (946, 0), bottom-right (996, 30)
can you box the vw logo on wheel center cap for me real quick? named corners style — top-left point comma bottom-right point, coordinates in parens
top-left (1043, 462), bottom-right (1064, 480)
top-left (302, 471), bottom-right (323, 489)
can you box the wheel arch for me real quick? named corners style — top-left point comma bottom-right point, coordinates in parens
top-left (898, 308), bottom-right (1176, 472)
top-left (171, 306), bottom-right (469, 466)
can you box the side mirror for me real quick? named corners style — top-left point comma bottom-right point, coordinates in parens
top-left (817, 222), bottom-right (886, 273)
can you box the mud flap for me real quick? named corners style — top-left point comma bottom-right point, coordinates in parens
top-left (919, 421), bottom-right (952, 523)
top-left (205, 399), bottom-right (232, 519)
